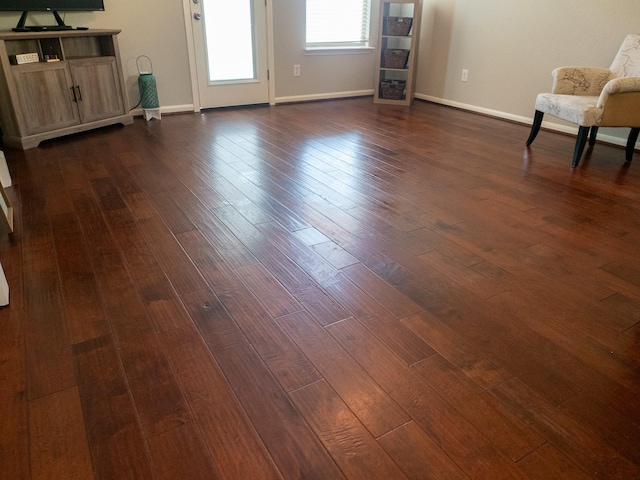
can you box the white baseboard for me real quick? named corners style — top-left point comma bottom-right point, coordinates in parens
top-left (275, 90), bottom-right (374, 105)
top-left (415, 93), bottom-right (639, 150)
top-left (130, 104), bottom-right (196, 117)
top-left (132, 96), bottom-right (638, 151)
top-left (0, 261), bottom-right (8, 306)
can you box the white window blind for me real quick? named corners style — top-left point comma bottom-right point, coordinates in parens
top-left (306, 0), bottom-right (371, 47)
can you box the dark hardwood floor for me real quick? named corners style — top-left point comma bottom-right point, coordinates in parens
top-left (1, 98), bottom-right (639, 479)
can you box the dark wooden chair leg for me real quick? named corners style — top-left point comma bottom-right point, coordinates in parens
top-left (589, 126), bottom-right (599, 146)
top-left (572, 127), bottom-right (590, 167)
top-left (626, 128), bottom-right (639, 162)
top-left (526, 110), bottom-right (544, 146)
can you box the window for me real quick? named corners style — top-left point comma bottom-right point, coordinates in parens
top-left (306, 0), bottom-right (372, 48)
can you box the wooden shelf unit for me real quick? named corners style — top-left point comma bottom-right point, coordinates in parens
top-left (374, 0), bottom-right (421, 106)
top-left (0, 29), bottom-right (133, 150)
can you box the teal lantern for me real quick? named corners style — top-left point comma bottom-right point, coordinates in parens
top-left (137, 55), bottom-right (159, 109)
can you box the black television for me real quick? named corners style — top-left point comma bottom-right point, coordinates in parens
top-left (0, 1), bottom-right (105, 32)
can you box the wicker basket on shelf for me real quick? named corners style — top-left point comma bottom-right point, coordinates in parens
top-left (384, 17), bottom-right (413, 36)
top-left (380, 80), bottom-right (406, 100)
top-left (383, 49), bottom-right (409, 69)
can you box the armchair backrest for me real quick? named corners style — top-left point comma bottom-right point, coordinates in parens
top-left (609, 34), bottom-right (640, 78)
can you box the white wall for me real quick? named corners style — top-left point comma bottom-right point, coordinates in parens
top-left (416, 0), bottom-right (640, 143)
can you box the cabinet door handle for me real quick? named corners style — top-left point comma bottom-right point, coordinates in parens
top-left (70, 86), bottom-right (77, 102)
top-left (75, 85), bottom-right (83, 102)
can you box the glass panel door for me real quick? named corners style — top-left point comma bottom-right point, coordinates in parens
top-left (190, 0), bottom-right (269, 108)
top-left (205, 0), bottom-right (255, 82)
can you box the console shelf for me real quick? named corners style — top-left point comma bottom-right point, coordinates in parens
top-left (0, 29), bottom-right (133, 150)
top-left (374, 0), bottom-right (421, 105)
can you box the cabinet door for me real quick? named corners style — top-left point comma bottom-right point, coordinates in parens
top-left (69, 57), bottom-right (125, 124)
top-left (12, 63), bottom-right (80, 135)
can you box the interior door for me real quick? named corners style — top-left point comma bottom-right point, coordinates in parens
top-left (190, 0), bottom-right (270, 109)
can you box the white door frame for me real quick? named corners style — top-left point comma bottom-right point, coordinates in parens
top-left (182, 0), bottom-right (276, 111)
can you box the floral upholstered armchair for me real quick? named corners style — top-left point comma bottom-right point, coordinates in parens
top-left (526, 34), bottom-right (640, 167)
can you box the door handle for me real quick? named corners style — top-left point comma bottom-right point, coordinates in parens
top-left (70, 86), bottom-right (77, 102)
top-left (75, 85), bottom-right (83, 102)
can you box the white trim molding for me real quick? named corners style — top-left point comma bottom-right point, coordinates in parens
top-left (130, 104), bottom-right (195, 118)
top-left (276, 89), bottom-right (374, 104)
top-left (416, 93), bottom-right (640, 150)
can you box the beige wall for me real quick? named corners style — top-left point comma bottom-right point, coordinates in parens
top-left (0, 1), bottom-right (194, 111)
top-left (272, 0), bottom-right (380, 101)
top-left (416, 0), bottom-right (640, 143)
top-left (0, 1), bottom-right (638, 144)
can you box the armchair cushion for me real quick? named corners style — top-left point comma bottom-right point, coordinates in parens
top-left (551, 67), bottom-right (612, 95)
top-left (535, 94), bottom-right (602, 126)
top-left (597, 76), bottom-right (640, 107)
top-left (609, 34), bottom-right (640, 77)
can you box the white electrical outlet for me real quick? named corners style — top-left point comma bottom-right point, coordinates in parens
top-left (294, 64), bottom-right (301, 77)
top-left (461, 69), bottom-right (468, 82)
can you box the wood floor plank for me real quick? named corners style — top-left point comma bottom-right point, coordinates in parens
top-left (214, 159), bottom-right (311, 232)
top-left (341, 263), bottom-right (423, 319)
top-left (90, 176), bottom-right (127, 212)
top-left (100, 285), bottom-right (194, 438)
top-left (137, 215), bottom-right (208, 295)
top-left (558, 392), bottom-right (640, 467)
top-left (208, 338), bottom-right (344, 480)
top-left (73, 335), bottom-right (154, 480)
top-left (20, 175), bottom-right (76, 400)
top-left (183, 286), bottom-right (320, 394)
top-left (147, 191), bottom-right (198, 235)
top-left (69, 188), bottom-right (133, 292)
top-left (277, 310), bottom-right (410, 437)
top-left (0, 164), bottom-right (28, 480)
top-left (377, 421), bottom-right (469, 480)
top-left (326, 317), bottom-right (528, 479)
top-left (146, 422), bottom-right (223, 480)
top-left (311, 240), bottom-right (360, 269)
top-left (99, 206), bottom-right (163, 281)
top-left (29, 387), bottom-right (94, 479)
top-left (408, 226), bottom-right (486, 268)
top-left (417, 249), bottom-right (510, 300)
top-left (256, 220), bottom-right (342, 287)
top-left (490, 378), bottom-right (640, 478)
top-left (5, 98), bottom-right (640, 479)
top-left (325, 278), bottom-right (435, 365)
top-left (0, 308), bottom-right (29, 480)
top-left (401, 311), bottom-right (513, 389)
top-left (136, 273), bottom-right (196, 332)
top-left (23, 262), bottom-right (75, 400)
top-left (234, 262), bottom-right (304, 318)
top-left (289, 380), bottom-right (405, 479)
top-left (155, 325), bottom-right (283, 480)
top-left (188, 203), bottom-right (351, 325)
top-left (71, 188), bottom-right (194, 438)
top-left (50, 212), bottom-right (110, 345)
top-left (336, 230), bottom-right (582, 406)
top-left (487, 289), bottom-right (640, 421)
top-left (412, 354), bottom-right (544, 462)
top-left (516, 444), bottom-right (592, 480)
top-left (171, 187), bottom-right (259, 269)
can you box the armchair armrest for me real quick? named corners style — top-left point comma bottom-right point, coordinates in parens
top-left (551, 67), bottom-right (613, 95)
top-left (597, 76), bottom-right (640, 107)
